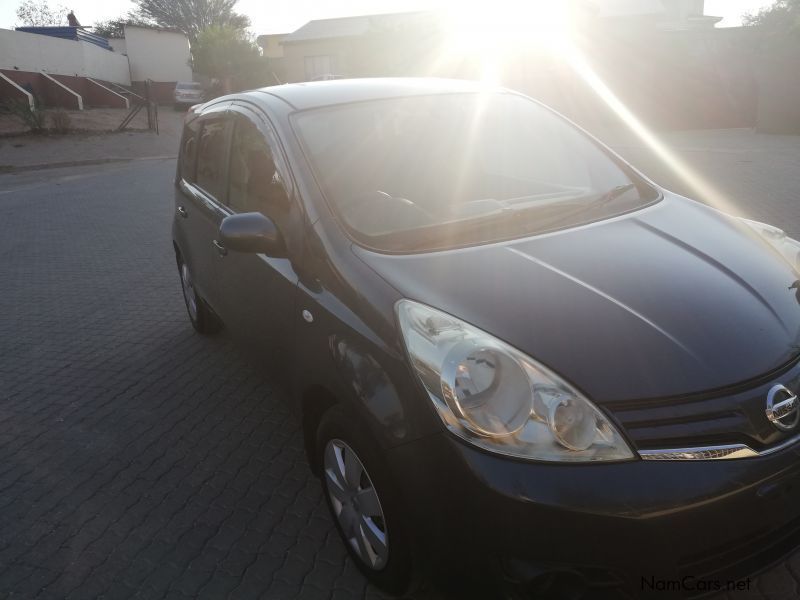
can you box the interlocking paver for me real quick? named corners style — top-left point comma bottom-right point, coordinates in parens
top-left (0, 129), bottom-right (799, 600)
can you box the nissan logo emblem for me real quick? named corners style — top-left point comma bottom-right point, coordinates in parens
top-left (766, 384), bottom-right (800, 432)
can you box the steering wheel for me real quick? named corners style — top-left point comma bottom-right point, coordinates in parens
top-left (344, 190), bottom-right (434, 234)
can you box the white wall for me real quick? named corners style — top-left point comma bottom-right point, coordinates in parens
top-left (81, 41), bottom-right (131, 84)
top-left (109, 38), bottom-right (127, 55)
top-left (0, 28), bottom-right (130, 85)
top-left (260, 34), bottom-right (285, 58)
top-left (124, 26), bottom-right (192, 82)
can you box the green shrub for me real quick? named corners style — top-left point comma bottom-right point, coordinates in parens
top-left (2, 99), bottom-right (45, 132)
top-left (49, 109), bottom-right (71, 134)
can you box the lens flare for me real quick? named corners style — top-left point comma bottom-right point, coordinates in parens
top-left (439, 0), bottom-right (570, 83)
top-left (433, 2), bottom-right (737, 218)
top-left (557, 41), bottom-right (739, 216)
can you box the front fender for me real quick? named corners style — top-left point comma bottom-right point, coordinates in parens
top-left (291, 279), bottom-right (442, 451)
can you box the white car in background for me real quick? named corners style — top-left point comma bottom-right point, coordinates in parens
top-left (173, 82), bottom-right (205, 110)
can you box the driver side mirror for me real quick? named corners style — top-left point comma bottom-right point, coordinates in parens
top-left (219, 212), bottom-right (285, 256)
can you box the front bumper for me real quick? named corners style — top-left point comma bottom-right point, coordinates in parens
top-left (174, 98), bottom-right (203, 105)
top-left (387, 432), bottom-right (800, 597)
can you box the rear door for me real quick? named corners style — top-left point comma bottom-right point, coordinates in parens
top-left (213, 102), bottom-right (304, 363)
top-left (176, 102), bottom-right (232, 311)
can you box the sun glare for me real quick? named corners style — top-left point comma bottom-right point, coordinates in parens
top-left (558, 43), bottom-right (739, 216)
top-left (441, 0), bottom-right (570, 84)
top-left (438, 1), bottom-right (736, 216)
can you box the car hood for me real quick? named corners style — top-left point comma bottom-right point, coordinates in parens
top-left (353, 194), bottom-right (800, 403)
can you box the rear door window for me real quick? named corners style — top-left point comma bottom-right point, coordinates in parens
top-left (196, 119), bottom-right (230, 201)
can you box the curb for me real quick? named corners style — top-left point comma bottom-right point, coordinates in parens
top-left (0, 155), bottom-right (177, 174)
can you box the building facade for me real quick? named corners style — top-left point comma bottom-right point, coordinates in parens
top-left (121, 25), bottom-right (192, 103)
top-left (0, 23), bottom-right (193, 109)
top-left (0, 27), bottom-right (131, 110)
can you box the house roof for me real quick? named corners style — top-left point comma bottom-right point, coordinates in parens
top-left (256, 33), bottom-right (289, 47)
top-left (123, 23), bottom-right (186, 36)
top-left (585, 0), bottom-right (718, 20)
top-left (282, 11), bottom-right (431, 44)
top-left (590, 0), bottom-right (667, 17)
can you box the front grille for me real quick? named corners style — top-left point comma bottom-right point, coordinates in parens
top-left (604, 358), bottom-right (800, 452)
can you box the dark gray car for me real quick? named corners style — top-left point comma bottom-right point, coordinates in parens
top-left (172, 78), bottom-right (800, 598)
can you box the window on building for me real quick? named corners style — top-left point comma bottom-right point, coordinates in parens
top-left (304, 55), bottom-right (337, 80)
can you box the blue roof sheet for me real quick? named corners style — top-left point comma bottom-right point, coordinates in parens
top-left (15, 26), bottom-right (112, 50)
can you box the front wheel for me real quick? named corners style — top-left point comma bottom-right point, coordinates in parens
top-left (317, 407), bottom-right (418, 595)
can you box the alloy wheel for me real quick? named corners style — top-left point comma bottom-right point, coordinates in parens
top-left (180, 263), bottom-right (198, 321)
top-left (324, 438), bottom-right (389, 570)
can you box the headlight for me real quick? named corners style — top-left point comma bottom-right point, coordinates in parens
top-left (739, 218), bottom-right (800, 269)
top-left (397, 300), bottom-right (634, 462)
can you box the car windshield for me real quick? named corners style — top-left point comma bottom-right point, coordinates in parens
top-left (292, 92), bottom-right (657, 252)
top-left (177, 83), bottom-right (202, 90)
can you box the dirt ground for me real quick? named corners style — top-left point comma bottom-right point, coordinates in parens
top-left (0, 107), bottom-right (154, 136)
top-left (0, 108), bottom-right (185, 170)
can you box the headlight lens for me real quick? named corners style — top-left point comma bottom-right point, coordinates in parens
top-left (442, 341), bottom-right (531, 437)
top-left (739, 218), bottom-right (800, 269)
top-left (397, 300), bottom-right (634, 462)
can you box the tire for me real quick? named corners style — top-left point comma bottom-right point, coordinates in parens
top-left (317, 406), bottom-right (418, 596)
top-left (177, 258), bottom-right (221, 334)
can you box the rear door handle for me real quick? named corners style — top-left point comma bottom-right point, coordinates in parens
top-left (177, 206), bottom-right (188, 218)
top-left (212, 239), bottom-right (227, 257)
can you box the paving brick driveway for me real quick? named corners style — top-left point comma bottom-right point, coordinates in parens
top-left (0, 161), bottom-right (398, 600)
top-left (0, 128), bottom-right (799, 600)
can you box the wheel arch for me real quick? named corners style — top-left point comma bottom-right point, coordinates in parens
top-left (301, 384), bottom-right (340, 475)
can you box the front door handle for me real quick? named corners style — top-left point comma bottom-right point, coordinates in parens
top-left (177, 206), bottom-right (188, 218)
top-left (212, 239), bottom-right (227, 257)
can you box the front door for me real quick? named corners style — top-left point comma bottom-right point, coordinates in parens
top-left (213, 103), bottom-right (303, 365)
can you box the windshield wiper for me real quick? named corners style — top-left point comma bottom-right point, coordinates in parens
top-left (384, 184), bottom-right (640, 250)
top-left (531, 183), bottom-right (638, 230)
top-left (596, 183), bottom-right (637, 207)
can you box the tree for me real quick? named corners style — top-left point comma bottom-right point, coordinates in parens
top-left (131, 0), bottom-right (250, 41)
top-left (743, 0), bottom-right (800, 34)
top-left (192, 25), bottom-right (265, 93)
top-left (92, 15), bottom-right (152, 38)
top-left (16, 0), bottom-right (67, 26)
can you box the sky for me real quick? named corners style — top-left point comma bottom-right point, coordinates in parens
top-left (0, 0), bottom-right (777, 35)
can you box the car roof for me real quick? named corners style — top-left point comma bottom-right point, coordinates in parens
top-left (246, 77), bottom-right (500, 111)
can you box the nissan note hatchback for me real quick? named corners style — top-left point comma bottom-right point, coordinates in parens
top-left (172, 78), bottom-right (800, 599)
